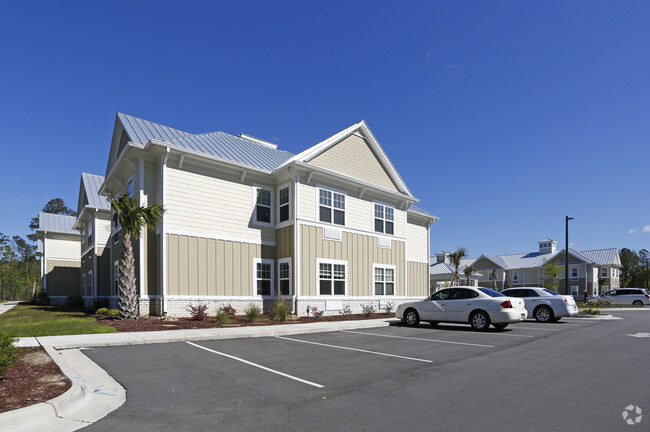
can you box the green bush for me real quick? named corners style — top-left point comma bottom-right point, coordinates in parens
top-left (66, 295), bottom-right (85, 309)
top-left (243, 304), bottom-right (261, 323)
top-left (215, 308), bottom-right (232, 325)
top-left (96, 308), bottom-right (120, 319)
top-left (272, 300), bottom-right (291, 322)
top-left (0, 332), bottom-right (20, 377)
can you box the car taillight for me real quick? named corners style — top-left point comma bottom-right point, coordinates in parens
top-left (646, 294), bottom-right (650, 300)
top-left (564, 298), bottom-right (568, 305)
top-left (501, 300), bottom-right (513, 308)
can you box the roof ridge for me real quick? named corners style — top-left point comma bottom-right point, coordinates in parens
top-left (164, 131), bottom-right (295, 156)
top-left (118, 112), bottom-right (191, 136)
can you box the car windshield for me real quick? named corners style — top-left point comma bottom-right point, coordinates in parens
top-left (542, 289), bottom-right (560, 296)
top-left (478, 288), bottom-right (505, 297)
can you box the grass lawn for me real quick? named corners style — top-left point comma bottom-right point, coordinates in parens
top-left (0, 304), bottom-right (117, 337)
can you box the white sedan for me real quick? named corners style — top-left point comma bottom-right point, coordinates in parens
top-left (395, 286), bottom-right (528, 331)
top-left (501, 287), bottom-right (578, 322)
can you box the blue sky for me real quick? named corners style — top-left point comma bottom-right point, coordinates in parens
top-left (1, 1), bottom-right (649, 257)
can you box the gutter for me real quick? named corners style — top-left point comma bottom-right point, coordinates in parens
top-left (161, 147), bottom-right (170, 314)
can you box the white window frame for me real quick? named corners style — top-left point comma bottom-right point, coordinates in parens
top-left (571, 267), bottom-right (579, 279)
top-left (372, 264), bottom-right (396, 296)
top-left (373, 201), bottom-right (395, 235)
top-left (317, 185), bottom-right (346, 227)
top-left (600, 267), bottom-right (608, 277)
top-left (278, 258), bottom-right (292, 297)
top-left (113, 260), bottom-right (120, 296)
top-left (81, 273), bottom-right (86, 297)
top-left (277, 182), bottom-right (291, 224)
top-left (252, 184), bottom-right (273, 227)
top-left (316, 258), bottom-right (347, 296)
top-left (252, 258), bottom-right (274, 296)
top-left (571, 286), bottom-right (579, 296)
top-left (87, 270), bottom-right (93, 297)
top-left (512, 271), bottom-right (519, 283)
top-left (488, 272), bottom-right (494, 282)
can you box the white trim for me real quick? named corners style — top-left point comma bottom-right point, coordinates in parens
top-left (165, 229), bottom-right (276, 246)
top-left (46, 257), bottom-right (82, 262)
top-left (113, 260), bottom-right (120, 296)
top-left (139, 157), bottom-right (145, 297)
top-left (87, 270), bottom-right (94, 297)
top-left (299, 219), bottom-right (406, 243)
top-left (407, 259), bottom-right (429, 264)
top-left (253, 258), bottom-right (274, 296)
top-left (161, 148), bottom-right (169, 313)
top-left (372, 263), bottom-right (396, 296)
top-left (315, 185), bottom-right (347, 227)
top-left (81, 273), bottom-right (86, 297)
top-left (278, 258), bottom-right (292, 297)
top-left (252, 184), bottom-right (274, 227)
top-left (372, 200), bottom-right (395, 236)
top-left (315, 258), bottom-right (348, 297)
top-left (165, 295), bottom-right (276, 300)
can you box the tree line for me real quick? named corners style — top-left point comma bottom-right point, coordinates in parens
top-left (619, 248), bottom-right (650, 288)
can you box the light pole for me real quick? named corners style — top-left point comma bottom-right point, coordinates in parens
top-left (565, 216), bottom-right (574, 295)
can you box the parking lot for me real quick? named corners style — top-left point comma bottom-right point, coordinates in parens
top-left (84, 312), bottom-right (650, 432)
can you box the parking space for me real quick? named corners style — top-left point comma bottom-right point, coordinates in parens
top-left (84, 316), bottom-right (628, 432)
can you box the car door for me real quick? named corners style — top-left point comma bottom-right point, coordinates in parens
top-left (445, 288), bottom-right (477, 322)
top-left (419, 289), bottom-right (450, 322)
top-left (521, 289), bottom-right (542, 314)
top-left (607, 290), bottom-right (620, 305)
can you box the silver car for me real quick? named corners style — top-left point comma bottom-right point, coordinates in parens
top-left (600, 288), bottom-right (650, 306)
top-left (501, 287), bottom-right (578, 322)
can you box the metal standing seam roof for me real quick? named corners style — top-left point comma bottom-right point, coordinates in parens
top-left (429, 259), bottom-right (480, 276)
top-left (118, 113), bottom-right (191, 145)
top-left (162, 132), bottom-right (295, 172)
top-left (458, 247), bottom-right (620, 271)
top-left (81, 173), bottom-right (110, 210)
top-left (38, 213), bottom-right (78, 234)
top-left (580, 248), bottom-right (619, 265)
top-left (408, 205), bottom-right (437, 220)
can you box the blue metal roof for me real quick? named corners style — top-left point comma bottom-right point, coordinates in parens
top-left (38, 213), bottom-right (78, 234)
top-left (162, 132), bottom-right (294, 172)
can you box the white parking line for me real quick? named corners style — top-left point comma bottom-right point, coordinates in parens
top-left (342, 330), bottom-right (494, 348)
top-left (480, 332), bottom-right (534, 338)
top-left (186, 341), bottom-right (324, 388)
top-left (275, 336), bottom-right (434, 363)
top-left (514, 326), bottom-right (564, 331)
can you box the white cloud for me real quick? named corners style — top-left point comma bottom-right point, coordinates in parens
top-left (444, 64), bottom-right (458, 71)
top-left (643, 225), bottom-right (650, 233)
top-left (628, 229), bottom-right (637, 234)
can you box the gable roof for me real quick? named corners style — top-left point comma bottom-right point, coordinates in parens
top-left (118, 112), bottom-right (191, 145)
top-left (79, 173), bottom-right (110, 212)
top-left (429, 258), bottom-right (477, 276)
top-left (580, 248), bottom-right (620, 265)
top-left (37, 213), bottom-right (78, 234)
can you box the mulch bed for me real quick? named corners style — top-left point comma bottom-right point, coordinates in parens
top-left (0, 347), bottom-right (71, 414)
top-left (99, 312), bottom-right (396, 332)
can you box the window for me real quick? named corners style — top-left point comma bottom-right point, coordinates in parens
top-left (374, 203), bottom-right (394, 235)
top-left (601, 267), bottom-right (608, 277)
top-left (319, 188), bottom-right (345, 226)
top-left (81, 274), bottom-right (86, 297)
top-left (318, 260), bottom-right (346, 295)
top-left (112, 211), bottom-right (121, 230)
top-left (255, 187), bottom-right (272, 224)
top-left (87, 223), bottom-right (93, 248)
top-left (571, 267), bottom-right (578, 278)
top-left (571, 286), bottom-right (579, 296)
top-left (374, 265), bottom-right (395, 296)
top-left (254, 259), bottom-right (273, 296)
top-left (127, 179), bottom-right (133, 197)
top-left (488, 272), bottom-right (494, 281)
top-left (513, 271), bottom-right (519, 283)
top-left (278, 186), bottom-right (290, 223)
top-left (112, 231), bottom-right (119, 245)
top-left (113, 261), bottom-right (119, 295)
top-left (87, 271), bottom-right (93, 297)
top-left (278, 259), bottom-right (291, 296)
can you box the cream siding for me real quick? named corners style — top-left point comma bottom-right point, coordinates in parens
top-left (309, 135), bottom-right (399, 191)
top-left (299, 225), bottom-right (405, 297)
top-left (165, 165), bottom-right (275, 244)
top-left (406, 222), bottom-right (428, 262)
top-left (46, 238), bottom-right (81, 261)
top-left (408, 262), bottom-right (429, 297)
top-left (144, 160), bottom-right (159, 206)
top-left (96, 217), bottom-right (112, 248)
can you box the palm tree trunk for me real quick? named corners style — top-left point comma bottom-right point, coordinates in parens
top-left (118, 233), bottom-right (139, 319)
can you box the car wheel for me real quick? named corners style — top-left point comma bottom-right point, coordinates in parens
top-left (493, 323), bottom-right (508, 330)
top-left (470, 311), bottom-right (491, 331)
top-left (404, 309), bottom-right (420, 327)
top-left (633, 300), bottom-right (643, 307)
top-left (534, 306), bottom-right (553, 323)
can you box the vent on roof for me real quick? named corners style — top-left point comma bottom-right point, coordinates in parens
top-left (238, 133), bottom-right (278, 149)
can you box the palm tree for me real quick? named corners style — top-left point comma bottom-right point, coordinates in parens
top-left (463, 266), bottom-right (476, 286)
top-left (447, 247), bottom-right (467, 286)
top-left (109, 194), bottom-right (164, 320)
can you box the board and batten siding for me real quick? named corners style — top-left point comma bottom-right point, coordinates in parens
top-left (46, 238), bottom-right (80, 261)
top-left (166, 233), bottom-right (275, 297)
top-left (299, 225), bottom-right (405, 297)
top-left (45, 260), bottom-right (81, 296)
top-left (297, 182), bottom-right (406, 236)
top-left (406, 222), bottom-right (428, 263)
top-left (408, 262), bottom-right (429, 297)
top-left (164, 165), bottom-right (276, 244)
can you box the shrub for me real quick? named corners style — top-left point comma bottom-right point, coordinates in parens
top-left (96, 308), bottom-right (119, 319)
top-left (586, 297), bottom-right (614, 307)
top-left (0, 332), bottom-right (20, 378)
top-left (187, 303), bottom-right (209, 321)
top-left (66, 295), bottom-right (85, 309)
top-left (273, 300), bottom-right (291, 322)
top-left (215, 308), bottom-right (232, 325)
top-left (220, 304), bottom-right (237, 320)
top-left (361, 303), bottom-right (376, 317)
top-left (243, 304), bottom-right (261, 323)
top-left (383, 301), bottom-right (395, 313)
top-left (93, 298), bottom-right (110, 310)
top-left (584, 308), bottom-right (601, 315)
top-left (340, 304), bottom-right (352, 316)
top-left (310, 305), bottom-right (324, 318)
top-left (34, 291), bottom-right (50, 306)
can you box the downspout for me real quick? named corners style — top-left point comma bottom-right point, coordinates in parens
top-left (93, 211), bottom-right (98, 299)
top-left (161, 148), bottom-right (170, 314)
top-left (43, 234), bottom-right (47, 292)
top-left (287, 167), bottom-right (299, 314)
top-left (139, 158), bottom-right (145, 307)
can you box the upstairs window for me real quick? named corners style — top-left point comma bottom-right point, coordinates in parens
top-left (374, 203), bottom-right (394, 235)
top-left (127, 179), bottom-right (133, 197)
top-left (255, 187), bottom-right (272, 224)
top-left (571, 267), bottom-right (578, 278)
top-left (513, 271), bottom-right (519, 283)
top-left (601, 267), bottom-right (608, 277)
top-left (319, 188), bottom-right (345, 226)
top-left (278, 186), bottom-right (290, 222)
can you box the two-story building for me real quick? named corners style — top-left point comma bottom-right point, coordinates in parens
top-left (97, 113), bottom-right (437, 316)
